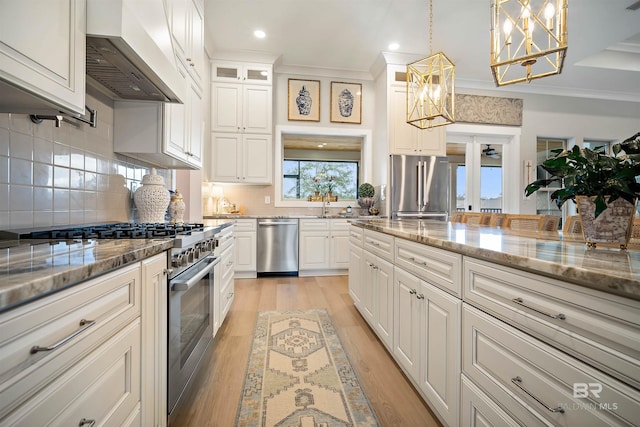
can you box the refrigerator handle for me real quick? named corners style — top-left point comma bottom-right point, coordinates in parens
top-left (417, 161), bottom-right (423, 209)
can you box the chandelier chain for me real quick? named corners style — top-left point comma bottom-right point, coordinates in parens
top-left (429, 0), bottom-right (433, 53)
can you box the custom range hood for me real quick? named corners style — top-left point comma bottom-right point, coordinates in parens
top-left (86, 0), bottom-right (186, 103)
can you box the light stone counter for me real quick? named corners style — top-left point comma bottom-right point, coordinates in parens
top-left (350, 219), bottom-right (640, 301)
top-left (0, 238), bottom-right (174, 313)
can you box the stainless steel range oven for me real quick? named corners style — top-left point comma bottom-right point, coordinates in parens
top-left (167, 248), bottom-right (219, 420)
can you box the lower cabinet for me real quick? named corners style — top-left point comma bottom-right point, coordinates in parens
top-left (299, 218), bottom-right (350, 275)
top-left (0, 251), bottom-right (169, 427)
top-left (362, 250), bottom-right (394, 350)
top-left (460, 374), bottom-right (520, 427)
top-left (348, 240), bottom-right (363, 309)
top-left (394, 266), bottom-right (461, 427)
top-left (233, 219), bottom-right (257, 278)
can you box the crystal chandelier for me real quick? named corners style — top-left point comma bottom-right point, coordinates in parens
top-left (490, 0), bottom-right (568, 86)
top-left (407, 0), bottom-right (455, 129)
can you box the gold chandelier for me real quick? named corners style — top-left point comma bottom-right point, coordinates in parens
top-left (490, 0), bottom-right (568, 86)
top-left (407, 0), bottom-right (455, 129)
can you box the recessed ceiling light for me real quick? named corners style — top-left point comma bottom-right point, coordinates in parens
top-left (388, 42), bottom-right (400, 51)
top-left (254, 30), bottom-right (266, 39)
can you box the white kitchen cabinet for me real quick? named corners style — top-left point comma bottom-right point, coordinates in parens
top-left (211, 133), bottom-right (272, 184)
top-left (389, 84), bottom-right (446, 156)
top-left (211, 83), bottom-right (272, 134)
top-left (0, 262), bottom-right (142, 424)
top-left (233, 219), bottom-right (257, 278)
top-left (363, 250), bottom-right (394, 350)
top-left (462, 303), bottom-right (640, 426)
top-left (394, 266), bottom-right (461, 427)
top-left (461, 374), bottom-right (520, 427)
top-left (299, 219), bottom-right (350, 275)
top-left (213, 225), bottom-right (235, 333)
top-left (348, 240), bottom-right (363, 309)
top-left (113, 72), bottom-right (204, 170)
top-left (0, 0), bottom-right (86, 115)
top-left (168, 0), bottom-right (204, 87)
top-left (211, 61), bottom-right (272, 85)
top-left (140, 252), bottom-right (168, 427)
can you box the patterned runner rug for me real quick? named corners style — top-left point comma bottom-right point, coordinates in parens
top-left (236, 309), bottom-right (379, 426)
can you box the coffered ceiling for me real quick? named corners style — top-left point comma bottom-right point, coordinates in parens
top-left (204, 0), bottom-right (640, 103)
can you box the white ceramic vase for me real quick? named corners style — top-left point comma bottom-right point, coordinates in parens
top-left (134, 168), bottom-right (170, 223)
top-left (169, 189), bottom-right (186, 225)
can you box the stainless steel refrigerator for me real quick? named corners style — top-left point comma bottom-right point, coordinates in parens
top-left (390, 155), bottom-right (450, 219)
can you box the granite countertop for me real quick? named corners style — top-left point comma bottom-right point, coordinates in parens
top-left (0, 238), bottom-right (174, 314)
top-left (350, 219), bottom-right (640, 301)
top-left (204, 214), bottom-right (371, 219)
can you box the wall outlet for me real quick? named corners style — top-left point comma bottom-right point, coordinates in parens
top-left (264, 195), bottom-right (271, 204)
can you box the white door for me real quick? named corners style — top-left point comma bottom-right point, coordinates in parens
top-left (447, 124), bottom-right (521, 214)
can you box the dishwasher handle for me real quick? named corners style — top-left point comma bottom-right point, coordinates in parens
top-left (258, 221), bottom-right (298, 226)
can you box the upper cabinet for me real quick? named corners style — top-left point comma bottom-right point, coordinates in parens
top-left (210, 60), bottom-right (273, 184)
top-left (211, 61), bottom-right (272, 85)
top-left (0, 0), bottom-right (86, 115)
top-left (168, 0), bottom-right (204, 88)
top-left (378, 63), bottom-right (446, 157)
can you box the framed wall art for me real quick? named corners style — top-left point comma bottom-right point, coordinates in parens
top-left (288, 79), bottom-right (320, 121)
top-left (330, 82), bottom-right (362, 124)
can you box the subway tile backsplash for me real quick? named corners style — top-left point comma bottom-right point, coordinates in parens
top-left (0, 92), bottom-right (172, 230)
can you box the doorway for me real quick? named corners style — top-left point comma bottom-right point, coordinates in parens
top-left (446, 124), bottom-right (521, 214)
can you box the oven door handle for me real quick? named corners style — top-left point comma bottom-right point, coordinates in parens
top-left (171, 256), bottom-right (220, 292)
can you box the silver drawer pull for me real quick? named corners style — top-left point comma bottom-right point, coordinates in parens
top-left (512, 298), bottom-right (566, 320)
top-left (79, 418), bottom-right (96, 427)
top-left (511, 376), bottom-right (565, 413)
top-left (409, 289), bottom-right (417, 295)
top-left (31, 319), bottom-right (96, 354)
top-left (416, 293), bottom-right (425, 300)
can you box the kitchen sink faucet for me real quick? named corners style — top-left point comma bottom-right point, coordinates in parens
top-left (322, 194), bottom-right (330, 217)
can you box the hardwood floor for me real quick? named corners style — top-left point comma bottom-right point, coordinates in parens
top-left (170, 275), bottom-right (441, 426)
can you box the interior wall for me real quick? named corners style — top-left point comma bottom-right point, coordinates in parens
top-left (0, 88), bottom-right (172, 229)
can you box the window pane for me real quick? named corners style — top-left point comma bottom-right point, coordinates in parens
top-left (480, 166), bottom-right (502, 212)
top-left (283, 177), bottom-right (299, 199)
top-left (285, 159), bottom-right (358, 200)
top-left (456, 165), bottom-right (466, 211)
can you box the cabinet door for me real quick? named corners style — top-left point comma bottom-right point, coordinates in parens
top-left (374, 257), bottom-right (394, 350)
top-left (361, 252), bottom-right (377, 325)
top-left (187, 0), bottom-right (204, 85)
top-left (140, 253), bottom-right (168, 427)
top-left (243, 64), bottom-right (272, 85)
top-left (211, 133), bottom-right (241, 182)
top-left (348, 243), bottom-right (363, 307)
top-left (187, 79), bottom-right (203, 168)
top-left (234, 232), bottom-right (256, 272)
top-left (242, 134), bottom-right (272, 184)
top-left (243, 85), bottom-right (272, 133)
top-left (330, 231), bottom-right (350, 269)
top-left (164, 62), bottom-right (189, 162)
top-left (168, 0), bottom-right (189, 66)
top-left (390, 85), bottom-right (446, 156)
top-left (393, 267), bottom-right (421, 380)
top-left (418, 280), bottom-right (461, 427)
top-left (211, 83), bottom-right (242, 132)
top-left (299, 231), bottom-right (330, 270)
top-left (0, 0), bottom-right (85, 114)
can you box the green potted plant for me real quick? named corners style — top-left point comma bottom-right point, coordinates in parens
top-left (525, 132), bottom-right (640, 248)
top-left (357, 182), bottom-right (375, 215)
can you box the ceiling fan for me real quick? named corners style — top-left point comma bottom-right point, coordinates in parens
top-left (482, 144), bottom-right (501, 159)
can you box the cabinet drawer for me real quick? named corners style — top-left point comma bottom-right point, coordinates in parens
top-left (220, 245), bottom-right (235, 283)
top-left (462, 304), bottom-right (640, 426)
top-left (1, 320), bottom-right (141, 426)
top-left (395, 239), bottom-right (462, 296)
top-left (300, 218), bottom-right (330, 231)
top-left (463, 258), bottom-right (640, 389)
top-left (214, 226), bottom-right (234, 255)
top-left (0, 264), bottom-right (141, 416)
top-left (331, 218), bottom-right (350, 231)
top-left (363, 229), bottom-right (394, 261)
top-left (233, 219), bottom-right (256, 232)
top-left (461, 374), bottom-right (519, 427)
top-left (349, 225), bottom-right (363, 245)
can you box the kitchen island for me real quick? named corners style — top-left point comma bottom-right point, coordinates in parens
top-left (348, 218), bottom-right (640, 426)
top-left (349, 218), bottom-right (640, 300)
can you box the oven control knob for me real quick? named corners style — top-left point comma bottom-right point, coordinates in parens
top-left (172, 253), bottom-right (184, 268)
top-left (185, 248), bottom-right (195, 263)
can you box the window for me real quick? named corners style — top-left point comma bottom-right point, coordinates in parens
top-left (536, 137), bottom-right (567, 227)
top-left (283, 160), bottom-right (359, 200)
top-left (583, 139), bottom-right (612, 155)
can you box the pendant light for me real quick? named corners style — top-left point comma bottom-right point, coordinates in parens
top-left (407, 0), bottom-right (455, 129)
top-left (490, 0), bottom-right (568, 86)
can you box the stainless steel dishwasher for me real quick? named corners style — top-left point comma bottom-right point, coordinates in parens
top-left (257, 218), bottom-right (299, 276)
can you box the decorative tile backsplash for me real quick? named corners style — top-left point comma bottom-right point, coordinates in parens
top-left (0, 92), bottom-right (171, 230)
